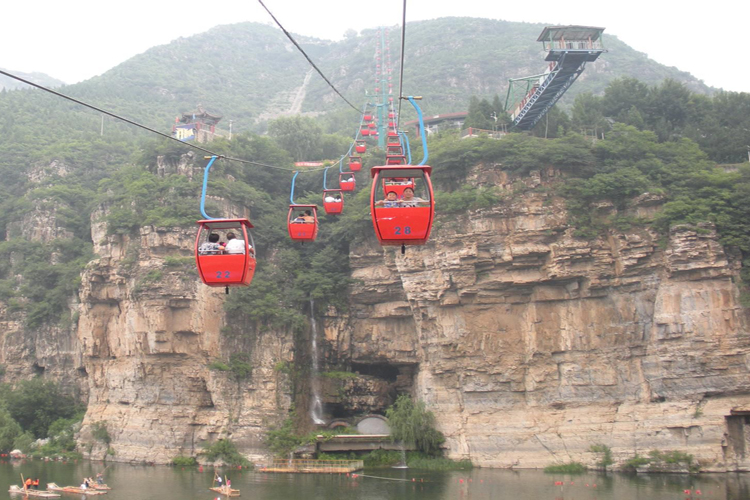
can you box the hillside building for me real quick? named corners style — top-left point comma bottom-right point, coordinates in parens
top-left (172, 106), bottom-right (223, 143)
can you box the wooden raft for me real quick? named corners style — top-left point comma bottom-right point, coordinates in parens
top-left (9, 485), bottom-right (61, 498)
top-left (209, 485), bottom-right (240, 497)
top-left (46, 483), bottom-right (107, 495)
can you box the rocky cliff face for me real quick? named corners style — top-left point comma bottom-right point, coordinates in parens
top-left (4, 158), bottom-right (749, 471)
top-left (339, 166), bottom-right (750, 471)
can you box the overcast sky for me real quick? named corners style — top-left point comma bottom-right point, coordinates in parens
top-left (4, 0), bottom-right (748, 93)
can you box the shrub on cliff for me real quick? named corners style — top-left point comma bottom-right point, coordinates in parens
top-left (200, 438), bottom-right (250, 466)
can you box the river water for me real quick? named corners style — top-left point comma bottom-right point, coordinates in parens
top-left (1, 460), bottom-right (749, 500)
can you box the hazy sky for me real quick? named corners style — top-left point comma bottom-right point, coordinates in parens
top-left (4, 0), bottom-right (748, 92)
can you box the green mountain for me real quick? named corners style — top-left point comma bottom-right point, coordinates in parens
top-left (0, 69), bottom-right (65, 91)
top-left (0, 18), bottom-right (712, 146)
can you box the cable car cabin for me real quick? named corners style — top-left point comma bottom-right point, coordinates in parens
top-left (368, 122), bottom-right (377, 129)
top-left (363, 114), bottom-right (373, 121)
top-left (339, 172), bottom-right (356, 192)
top-left (349, 156), bottom-right (362, 171)
top-left (382, 176), bottom-right (415, 198)
top-left (323, 189), bottom-right (344, 215)
top-left (388, 121), bottom-right (396, 128)
top-left (355, 140), bottom-right (367, 154)
top-left (386, 155), bottom-right (406, 165)
top-left (370, 166), bottom-right (434, 247)
top-left (388, 112), bottom-right (395, 119)
top-left (195, 219), bottom-right (256, 287)
top-left (288, 205), bottom-right (319, 242)
top-left (386, 144), bottom-right (403, 155)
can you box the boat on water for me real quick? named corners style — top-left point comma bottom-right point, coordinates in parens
top-left (90, 484), bottom-right (111, 491)
top-left (8, 485), bottom-right (61, 497)
top-left (46, 483), bottom-right (107, 495)
top-left (209, 486), bottom-right (241, 497)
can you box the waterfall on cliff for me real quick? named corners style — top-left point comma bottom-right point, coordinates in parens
top-left (309, 299), bottom-right (325, 425)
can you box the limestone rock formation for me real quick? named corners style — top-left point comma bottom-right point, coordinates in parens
top-left (3, 157), bottom-right (750, 471)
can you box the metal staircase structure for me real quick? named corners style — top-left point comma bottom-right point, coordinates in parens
top-left (506, 26), bottom-right (606, 131)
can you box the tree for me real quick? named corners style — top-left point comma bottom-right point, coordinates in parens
top-left (571, 92), bottom-right (607, 137)
top-left (267, 116), bottom-right (323, 162)
top-left (386, 394), bottom-right (445, 456)
top-left (646, 79), bottom-right (692, 140)
top-left (602, 77), bottom-right (650, 120)
top-left (5, 379), bottom-right (81, 438)
top-left (464, 96), bottom-right (494, 130)
top-left (0, 409), bottom-right (22, 452)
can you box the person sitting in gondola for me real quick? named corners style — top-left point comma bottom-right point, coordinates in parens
top-left (400, 187), bottom-right (427, 207)
top-left (224, 232), bottom-right (247, 254)
top-left (198, 233), bottom-right (224, 255)
top-left (375, 191), bottom-right (399, 207)
top-left (293, 210), bottom-right (315, 223)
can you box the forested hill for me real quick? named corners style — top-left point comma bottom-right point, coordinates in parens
top-left (1, 18), bottom-right (711, 141)
top-left (0, 70), bottom-right (64, 91)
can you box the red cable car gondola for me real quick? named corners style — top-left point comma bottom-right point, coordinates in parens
top-left (287, 205), bottom-right (319, 242)
top-left (195, 219), bottom-right (256, 287)
top-left (386, 144), bottom-right (402, 155)
top-left (355, 140), bottom-right (367, 154)
top-left (361, 129), bottom-right (370, 136)
top-left (349, 156), bottom-right (362, 171)
top-left (370, 166), bottom-right (434, 248)
top-left (323, 189), bottom-right (344, 215)
top-left (386, 155), bottom-right (406, 165)
top-left (364, 114), bottom-right (373, 121)
top-left (368, 122), bottom-right (377, 129)
top-left (339, 172), bottom-right (356, 192)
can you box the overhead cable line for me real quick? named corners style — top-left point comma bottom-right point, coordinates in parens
top-left (257, 0), bottom-right (362, 113)
top-left (0, 68), bottom-right (330, 173)
top-left (396, 0), bottom-right (407, 127)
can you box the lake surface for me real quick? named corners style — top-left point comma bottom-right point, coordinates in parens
top-left (1, 460), bottom-right (749, 500)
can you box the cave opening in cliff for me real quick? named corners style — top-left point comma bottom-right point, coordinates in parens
top-left (32, 363), bottom-right (45, 375)
top-left (352, 362), bottom-right (419, 386)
